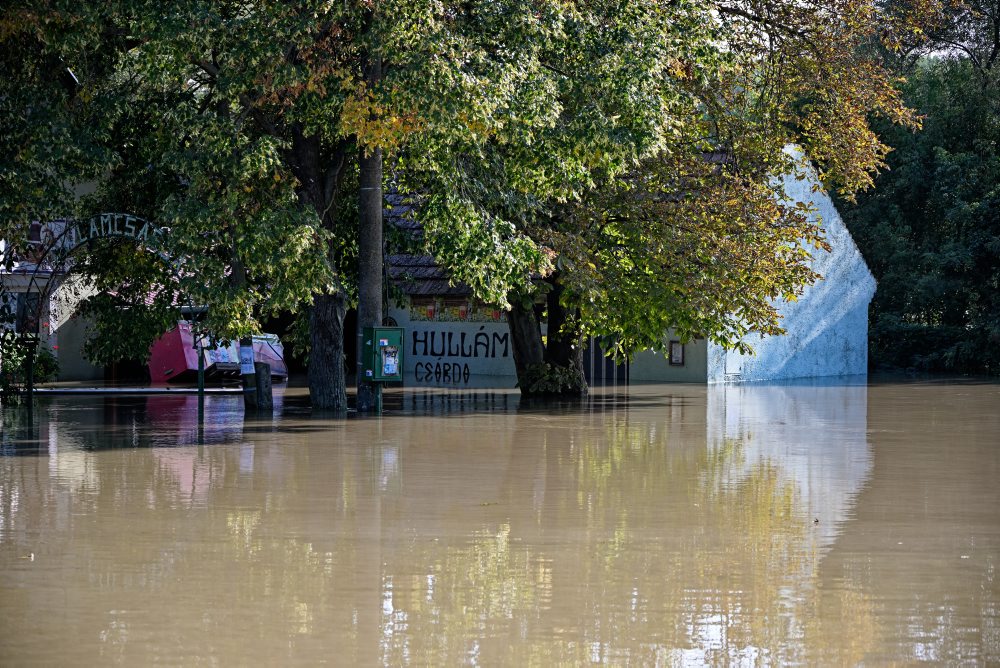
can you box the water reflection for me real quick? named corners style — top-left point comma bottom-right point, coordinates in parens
top-left (1, 382), bottom-right (998, 665)
top-left (708, 381), bottom-right (872, 550)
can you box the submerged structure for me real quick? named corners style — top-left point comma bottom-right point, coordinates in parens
top-left (632, 167), bottom-right (877, 384)
top-left (147, 322), bottom-right (288, 384)
top-left (390, 165), bottom-right (876, 387)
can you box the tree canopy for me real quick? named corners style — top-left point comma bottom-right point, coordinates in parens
top-left (394, 0), bottom-right (925, 392)
top-left (1, 0), bottom-right (935, 398)
top-left (840, 54), bottom-right (1000, 374)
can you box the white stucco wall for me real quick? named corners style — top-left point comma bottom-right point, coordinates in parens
top-left (0, 273), bottom-right (103, 382)
top-left (707, 155), bottom-right (876, 383)
top-left (49, 275), bottom-right (103, 381)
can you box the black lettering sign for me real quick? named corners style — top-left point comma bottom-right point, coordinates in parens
top-left (412, 330), bottom-right (429, 357)
top-left (492, 332), bottom-right (509, 358)
top-left (413, 361), bottom-right (472, 385)
top-left (409, 327), bottom-right (511, 359)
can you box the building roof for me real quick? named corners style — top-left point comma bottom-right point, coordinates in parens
top-left (385, 191), bottom-right (476, 297)
top-left (386, 254), bottom-right (472, 297)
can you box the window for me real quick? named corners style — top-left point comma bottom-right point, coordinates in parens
top-left (668, 340), bottom-right (684, 366)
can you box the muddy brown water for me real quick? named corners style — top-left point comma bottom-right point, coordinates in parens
top-left (1, 380), bottom-right (997, 665)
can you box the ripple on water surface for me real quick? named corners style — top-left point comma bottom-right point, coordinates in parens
top-left (0, 380), bottom-right (998, 665)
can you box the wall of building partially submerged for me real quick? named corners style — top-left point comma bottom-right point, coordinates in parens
top-left (49, 276), bottom-right (103, 381)
top-left (707, 161), bottom-right (876, 383)
top-left (389, 300), bottom-right (518, 389)
top-left (391, 153), bottom-right (875, 388)
top-left (629, 334), bottom-right (708, 383)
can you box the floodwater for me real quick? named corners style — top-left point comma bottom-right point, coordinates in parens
top-left (1, 380), bottom-right (998, 666)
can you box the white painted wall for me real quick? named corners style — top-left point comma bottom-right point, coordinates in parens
top-left (0, 273), bottom-right (102, 382)
top-left (708, 154), bottom-right (876, 383)
top-left (49, 275), bottom-right (102, 381)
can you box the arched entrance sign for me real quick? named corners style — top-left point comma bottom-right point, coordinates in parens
top-left (64, 212), bottom-right (165, 248)
top-left (0, 214), bottom-right (206, 404)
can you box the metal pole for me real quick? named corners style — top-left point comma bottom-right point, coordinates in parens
top-left (24, 338), bottom-right (36, 404)
top-left (197, 336), bottom-right (205, 428)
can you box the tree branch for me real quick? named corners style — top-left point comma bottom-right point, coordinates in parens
top-left (191, 58), bottom-right (280, 136)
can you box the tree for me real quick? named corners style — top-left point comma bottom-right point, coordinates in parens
top-left (840, 43), bottom-right (1000, 373)
top-left (0, 6), bottom-right (114, 242)
top-left (0, 5), bottom-right (120, 394)
top-left (399, 0), bottom-right (924, 395)
top-left (3, 0), bottom-right (929, 401)
top-left (35, 1), bottom-right (652, 406)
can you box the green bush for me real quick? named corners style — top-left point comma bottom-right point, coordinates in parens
top-left (519, 362), bottom-right (586, 397)
top-left (1, 334), bottom-right (60, 398)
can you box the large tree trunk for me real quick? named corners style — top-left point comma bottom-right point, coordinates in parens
top-left (505, 299), bottom-right (544, 380)
top-left (506, 275), bottom-right (589, 398)
top-left (309, 291), bottom-right (348, 410)
top-left (289, 129), bottom-right (350, 410)
top-left (543, 276), bottom-right (587, 396)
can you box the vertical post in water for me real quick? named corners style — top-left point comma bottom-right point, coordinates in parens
top-left (197, 339), bottom-right (205, 430)
top-left (239, 337), bottom-right (257, 411)
top-left (254, 361), bottom-right (273, 411)
top-left (357, 148), bottom-right (383, 413)
top-left (24, 337), bottom-right (36, 419)
top-left (356, 17), bottom-right (383, 414)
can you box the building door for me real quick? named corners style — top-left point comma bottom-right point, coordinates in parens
top-left (583, 336), bottom-right (629, 387)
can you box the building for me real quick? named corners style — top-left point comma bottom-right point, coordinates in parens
top-left (1, 221), bottom-right (104, 382)
top-left (389, 161), bottom-right (876, 387)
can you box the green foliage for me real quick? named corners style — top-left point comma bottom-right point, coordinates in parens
top-left (398, 0), bottom-right (923, 371)
top-left (1, 0), bottom-right (932, 398)
top-left (0, 5), bottom-right (117, 246)
top-left (0, 333), bottom-right (26, 398)
top-left (518, 362), bottom-right (586, 397)
top-left (68, 240), bottom-right (181, 365)
top-left (34, 347), bottom-right (59, 383)
top-left (1, 334), bottom-right (59, 398)
top-left (841, 56), bottom-right (1000, 374)
top-left (283, 310), bottom-right (313, 366)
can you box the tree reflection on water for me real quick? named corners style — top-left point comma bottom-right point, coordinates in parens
top-left (1, 382), bottom-right (998, 665)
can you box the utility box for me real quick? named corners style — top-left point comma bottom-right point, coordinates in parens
top-left (361, 327), bottom-right (404, 382)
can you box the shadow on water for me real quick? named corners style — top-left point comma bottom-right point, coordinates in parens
top-left (2, 394), bottom-right (264, 454)
top-left (1, 375), bottom-right (879, 456)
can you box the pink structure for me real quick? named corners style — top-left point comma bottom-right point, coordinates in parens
top-left (148, 321), bottom-right (287, 384)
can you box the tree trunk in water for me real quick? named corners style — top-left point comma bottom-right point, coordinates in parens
top-left (543, 277), bottom-right (588, 396)
top-left (288, 127), bottom-right (350, 410)
top-left (506, 278), bottom-right (588, 398)
top-left (309, 291), bottom-right (348, 410)
top-left (505, 299), bottom-right (544, 382)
